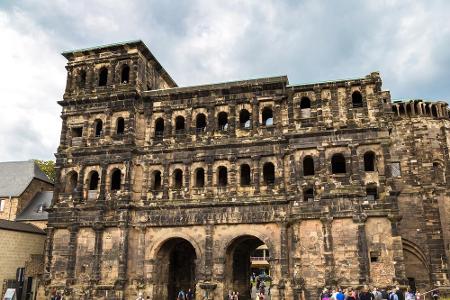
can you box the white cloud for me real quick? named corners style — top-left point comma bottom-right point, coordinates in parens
top-left (0, 0), bottom-right (449, 161)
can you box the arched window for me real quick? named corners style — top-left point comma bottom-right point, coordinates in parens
top-left (98, 67), bottom-right (108, 86)
top-left (154, 118), bottom-right (164, 138)
top-left (331, 154), bottom-right (346, 174)
top-left (110, 169), bottom-right (121, 191)
top-left (433, 162), bottom-right (444, 183)
top-left (425, 104), bottom-right (431, 116)
top-left (263, 162), bottom-right (275, 184)
top-left (196, 114), bottom-right (206, 133)
top-left (152, 170), bottom-right (162, 191)
top-left (303, 156), bottom-right (315, 176)
top-left (173, 169), bottom-right (183, 189)
top-left (65, 171), bottom-right (78, 193)
top-left (392, 105), bottom-right (399, 116)
top-left (262, 107), bottom-right (273, 126)
top-left (406, 103), bottom-right (413, 117)
top-left (364, 151), bottom-right (376, 172)
top-left (239, 109), bottom-right (251, 129)
top-left (399, 104), bottom-right (406, 116)
top-left (88, 171), bottom-right (99, 190)
top-left (195, 168), bottom-right (205, 187)
top-left (116, 118), bottom-right (125, 135)
top-left (414, 101), bottom-right (421, 115)
top-left (240, 164), bottom-right (251, 186)
top-left (352, 91), bottom-right (363, 108)
top-left (94, 119), bottom-right (103, 137)
top-left (366, 185), bottom-right (378, 200)
top-left (432, 105), bottom-right (438, 118)
top-left (218, 166), bottom-right (228, 186)
top-left (218, 112), bottom-right (228, 131)
top-left (300, 97), bottom-right (311, 118)
top-left (79, 70), bottom-right (86, 88)
top-left (121, 65), bottom-right (130, 83)
top-left (175, 116), bottom-right (185, 134)
top-left (303, 187), bottom-right (314, 202)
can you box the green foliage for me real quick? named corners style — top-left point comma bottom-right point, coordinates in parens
top-left (34, 159), bottom-right (56, 182)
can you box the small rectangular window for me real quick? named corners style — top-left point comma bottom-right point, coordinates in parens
top-left (391, 162), bottom-right (401, 177)
top-left (71, 127), bottom-right (83, 138)
top-left (0, 199), bottom-right (5, 212)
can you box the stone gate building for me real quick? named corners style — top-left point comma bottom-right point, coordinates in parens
top-left (41, 40), bottom-right (450, 299)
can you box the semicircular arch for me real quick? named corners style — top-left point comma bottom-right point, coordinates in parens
top-left (146, 230), bottom-right (204, 261)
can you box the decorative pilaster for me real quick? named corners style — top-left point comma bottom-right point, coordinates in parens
top-left (91, 223), bottom-right (104, 284)
top-left (116, 211), bottom-right (129, 290)
top-left (66, 224), bottom-right (79, 285)
top-left (353, 213), bottom-right (370, 284)
top-left (320, 216), bottom-right (335, 286)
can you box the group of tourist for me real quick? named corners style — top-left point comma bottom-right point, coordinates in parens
top-left (176, 288), bottom-right (195, 300)
top-left (319, 286), bottom-right (440, 300)
top-left (227, 291), bottom-right (241, 299)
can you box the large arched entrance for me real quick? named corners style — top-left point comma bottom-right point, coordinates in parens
top-left (153, 238), bottom-right (197, 300)
top-left (402, 239), bottom-right (432, 292)
top-left (225, 235), bottom-right (271, 300)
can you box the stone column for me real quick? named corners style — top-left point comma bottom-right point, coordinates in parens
top-left (277, 221), bottom-right (289, 300)
top-left (98, 164), bottom-right (108, 204)
top-left (117, 211), bottom-right (129, 293)
top-left (353, 214), bottom-right (370, 284)
top-left (43, 227), bottom-right (55, 283)
top-left (66, 224), bottom-right (79, 285)
top-left (162, 163), bottom-right (169, 200)
top-left (388, 213), bottom-right (407, 284)
top-left (252, 155), bottom-right (261, 195)
top-left (321, 216), bottom-right (335, 286)
top-left (91, 223), bottom-right (104, 284)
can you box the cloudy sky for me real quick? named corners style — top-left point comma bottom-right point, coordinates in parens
top-left (0, 0), bottom-right (449, 161)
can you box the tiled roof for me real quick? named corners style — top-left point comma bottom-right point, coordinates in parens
top-left (0, 161), bottom-right (53, 197)
top-left (0, 219), bottom-right (45, 235)
top-left (15, 191), bottom-right (53, 221)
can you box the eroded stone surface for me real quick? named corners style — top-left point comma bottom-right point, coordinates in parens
top-left (40, 41), bottom-right (449, 300)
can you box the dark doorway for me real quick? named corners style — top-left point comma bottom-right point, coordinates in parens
top-left (153, 238), bottom-right (197, 300)
top-left (225, 235), bottom-right (269, 300)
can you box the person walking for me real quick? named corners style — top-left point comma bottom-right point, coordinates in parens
top-left (359, 287), bottom-right (375, 300)
top-left (373, 287), bottom-right (382, 300)
top-left (335, 289), bottom-right (345, 300)
top-left (135, 292), bottom-right (144, 300)
top-left (396, 287), bottom-right (405, 300)
top-left (186, 288), bottom-right (194, 300)
top-left (432, 290), bottom-right (439, 300)
top-left (177, 289), bottom-right (186, 300)
top-left (380, 288), bottom-right (389, 300)
top-left (389, 288), bottom-right (399, 300)
top-left (405, 289), bottom-right (415, 300)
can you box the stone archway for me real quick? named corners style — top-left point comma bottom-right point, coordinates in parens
top-left (224, 235), bottom-right (272, 300)
top-left (153, 238), bottom-right (197, 300)
top-left (402, 239), bottom-right (432, 292)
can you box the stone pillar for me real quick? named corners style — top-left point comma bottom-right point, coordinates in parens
top-left (204, 225), bottom-right (214, 281)
top-left (388, 213), bottom-right (407, 284)
top-left (277, 221), bottom-right (289, 300)
top-left (92, 223), bottom-right (104, 283)
top-left (98, 164), bottom-right (108, 204)
top-left (349, 144), bottom-right (361, 183)
top-left (43, 227), bottom-right (55, 283)
top-left (252, 155), bottom-right (261, 195)
top-left (66, 224), bottom-right (79, 285)
top-left (320, 216), bottom-right (335, 286)
top-left (353, 214), bottom-right (370, 284)
top-left (135, 226), bottom-right (146, 282)
top-left (117, 211), bottom-right (129, 295)
top-left (162, 163), bottom-right (169, 200)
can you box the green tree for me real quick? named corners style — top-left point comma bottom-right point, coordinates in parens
top-left (34, 159), bottom-right (56, 182)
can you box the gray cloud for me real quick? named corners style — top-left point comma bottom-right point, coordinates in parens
top-left (0, 0), bottom-right (449, 160)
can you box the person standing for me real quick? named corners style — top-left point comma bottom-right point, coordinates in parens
top-left (359, 287), bottom-right (375, 300)
top-left (396, 287), bottom-right (405, 300)
top-left (373, 287), bottom-right (382, 300)
top-left (405, 289), bottom-right (415, 300)
top-left (335, 289), bottom-right (345, 300)
top-left (389, 288), bottom-right (399, 300)
top-left (186, 288), bottom-right (194, 300)
top-left (177, 289), bottom-right (186, 300)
